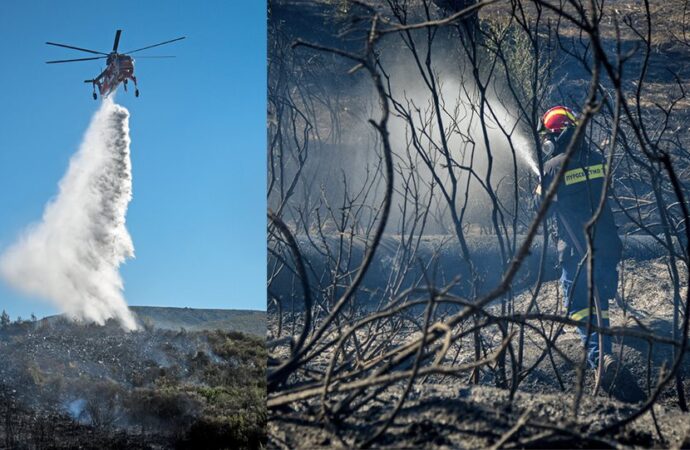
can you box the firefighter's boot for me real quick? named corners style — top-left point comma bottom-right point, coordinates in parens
top-left (600, 354), bottom-right (645, 404)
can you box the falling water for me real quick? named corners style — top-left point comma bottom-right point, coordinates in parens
top-left (0, 98), bottom-right (138, 330)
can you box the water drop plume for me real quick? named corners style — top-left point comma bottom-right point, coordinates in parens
top-left (0, 98), bottom-right (138, 330)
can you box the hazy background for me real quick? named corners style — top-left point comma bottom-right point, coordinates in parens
top-left (0, 0), bottom-right (266, 319)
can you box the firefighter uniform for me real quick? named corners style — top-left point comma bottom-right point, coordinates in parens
top-left (539, 119), bottom-right (622, 368)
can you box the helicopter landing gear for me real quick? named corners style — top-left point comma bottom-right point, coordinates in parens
top-left (131, 75), bottom-right (139, 98)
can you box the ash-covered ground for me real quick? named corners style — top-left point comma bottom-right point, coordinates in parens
top-left (268, 256), bottom-right (690, 449)
top-left (0, 315), bottom-right (266, 449)
top-left (266, 1), bottom-right (690, 447)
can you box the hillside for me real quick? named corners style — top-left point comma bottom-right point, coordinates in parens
top-left (0, 317), bottom-right (266, 448)
top-left (130, 306), bottom-right (266, 337)
top-left (40, 306), bottom-right (266, 337)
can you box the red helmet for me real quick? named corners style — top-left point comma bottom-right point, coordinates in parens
top-left (539, 106), bottom-right (578, 134)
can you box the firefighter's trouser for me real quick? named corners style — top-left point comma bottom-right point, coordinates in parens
top-left (560, 255), bottom-right (618, 368)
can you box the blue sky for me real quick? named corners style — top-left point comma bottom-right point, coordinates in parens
top-left (0, 1), bottom-right (266, 319)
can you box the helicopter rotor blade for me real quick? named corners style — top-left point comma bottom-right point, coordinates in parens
top-left (46, 56), bottom-right (107, 64)
top-left (112, 29), bottom-right (122, 52)
top-left (124, 36), bottom-right (185, 55)
top-left (132, 55), bottom-right (176, 59)
top-left (46, 42), bottom-right (108, 55)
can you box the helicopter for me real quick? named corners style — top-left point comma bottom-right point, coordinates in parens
top-left (46, 30), bottom-right (185, 100)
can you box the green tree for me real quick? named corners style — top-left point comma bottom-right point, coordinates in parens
top-left (0, 310), bottom-right (9, 328)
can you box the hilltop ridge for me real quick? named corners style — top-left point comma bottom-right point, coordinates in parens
top-left (39, 306), bottom-right (266, 337)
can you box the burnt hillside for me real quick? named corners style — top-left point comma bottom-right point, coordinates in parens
top-left (0, 318), bottom-right (266, 449)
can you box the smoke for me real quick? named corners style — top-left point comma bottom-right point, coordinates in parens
top-left (270, 28), bottom-right (546, 237)
top-left (0, 98), bottom-right (138, 331)
top-left (361, 52), bottom-right (540, 231)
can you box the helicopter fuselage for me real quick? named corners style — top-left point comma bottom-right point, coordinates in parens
top-left (95, 54), bottom-right (136, 97)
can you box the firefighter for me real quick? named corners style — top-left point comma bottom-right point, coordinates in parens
top-left (533, 107), bottom-right (646, 402)
top-left (536, 106), bottom-right (622, 371)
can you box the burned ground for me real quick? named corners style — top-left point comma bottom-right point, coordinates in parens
top-left (268, 256), bottom-right (690, 448)
top-left (0, 318), bottom-right (266, 449)
top-left (267, 0), bottom-right (690, 448)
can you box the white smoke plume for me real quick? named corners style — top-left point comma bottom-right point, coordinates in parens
top-left (0, 98), bottom-right (138, 330)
